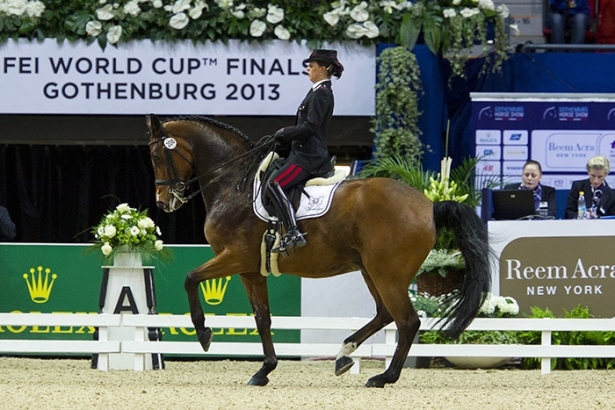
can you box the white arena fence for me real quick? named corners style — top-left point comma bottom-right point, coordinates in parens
top-left (1, 314), bottom-right (615, 375)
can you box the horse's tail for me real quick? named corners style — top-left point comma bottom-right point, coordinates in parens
top-left (432, 200), bottom-right (492, 339)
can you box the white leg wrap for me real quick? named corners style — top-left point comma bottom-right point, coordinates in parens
top-left (336, 342), bottom-right (357, 359)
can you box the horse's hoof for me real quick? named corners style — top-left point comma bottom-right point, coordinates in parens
top-left (198, 327), bottom-right (213, 352)
top-left (335, 356), bottom-right (354, 376)
top-left (247, 376), bottom-right (269, 386)
top-left (365, 377), bottom-right (386, 388)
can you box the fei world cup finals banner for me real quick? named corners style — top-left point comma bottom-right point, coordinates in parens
top-left (0, 39), bottom-right (375, 116)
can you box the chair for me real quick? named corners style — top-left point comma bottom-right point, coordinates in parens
top-left (542, 0), bottom-right (598, 44)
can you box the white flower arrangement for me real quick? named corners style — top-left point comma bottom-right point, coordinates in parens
top-left (411, 291), bottom-right (519, 319)
top-left (0, 1), bottom-right (508, 56)
top-left (91, 203), bottom-right (169, 260)
top-left (1, 0), bottom-right (510, 79)
top-left (0, 0), bottom-right (45, 19)
top-left (478, 292), bottom-right (520, 318)
top-left (400, 0), bottom-right (511, 79)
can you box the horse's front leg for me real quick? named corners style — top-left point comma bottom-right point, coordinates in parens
top-left (239, 272), bottom-right (277, 386)
top-left (184, 250), bottom-right (241, 352)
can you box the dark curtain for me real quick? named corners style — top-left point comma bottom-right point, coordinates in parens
top-left (0, 145), bottom-right (206, 244)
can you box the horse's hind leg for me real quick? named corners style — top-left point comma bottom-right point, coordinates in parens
top-left (364, 272), bottom-right (420, 388)
top-left (239, 273), bottom-right (277, 386)
top-left (335, 270), bottom-right (394, 376)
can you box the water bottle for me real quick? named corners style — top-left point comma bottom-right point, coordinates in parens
top-left (578, 191), bottom-right (586, 220)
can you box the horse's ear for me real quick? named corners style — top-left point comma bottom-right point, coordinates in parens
top-left (146, 113), bottom-right (163, 140)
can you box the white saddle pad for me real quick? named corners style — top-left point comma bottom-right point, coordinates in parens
top-left (253, 153), bottom-right (347, 222)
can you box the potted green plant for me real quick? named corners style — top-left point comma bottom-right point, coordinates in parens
top-left (361, 151), bottom-right (490, 294)
top-left (409, 290), bottom-right (449, 319)
top-left (370, 46), bottom-right (424, 161)
top-left (398, 0), bottom-right (510, 80)
top-left (419, 292), bottom-right (521, 368)
top-left (415, 154), bottom-right (479, 295)
top-left (416, 249), bottom-right (465, 278)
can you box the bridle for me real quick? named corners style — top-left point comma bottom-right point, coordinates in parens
top-left (149, 134), bottom-right (197, 204)
top-left (149, 128), bottom-right (276, 205)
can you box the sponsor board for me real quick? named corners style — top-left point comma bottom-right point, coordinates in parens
top-left (532, 130), bottom-right (615, 171)
top-left (472, 94), bottom-right (615, 186)
top-left (502, 145), bottom-right (529, 161)
top-left (475, 129), bottom-right (501, 145)
top-left (0, 244), bottom-right (300, 348)
top-left (476, 145), bottom-right (501, 161)
top-left (503, 130), bottom-right (529, 145)
top-left (490, 220), bottom-right (615, 317)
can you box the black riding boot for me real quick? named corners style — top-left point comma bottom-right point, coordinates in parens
top-left (267, 181), bottom-right (307, 253)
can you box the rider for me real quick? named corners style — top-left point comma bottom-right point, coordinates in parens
top-left (267, 49), bottom-right (344, 253)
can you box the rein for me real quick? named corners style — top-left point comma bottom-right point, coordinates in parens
top-left (150, 131), bottom-right (276, 204)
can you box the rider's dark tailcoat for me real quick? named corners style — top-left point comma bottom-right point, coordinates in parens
top-left (276, 80), bottom-right (334, 177)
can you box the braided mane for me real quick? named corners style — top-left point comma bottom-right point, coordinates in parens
top-left (165, 115), bottom-right (254, 148)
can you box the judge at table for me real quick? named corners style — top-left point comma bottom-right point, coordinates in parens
top-left (565, 156), bottom-right (615, 219)
top-left (505, 160), bottom-right (556, 217)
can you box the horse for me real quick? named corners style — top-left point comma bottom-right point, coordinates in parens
top-left (146, 114), bottom-right (492, 388)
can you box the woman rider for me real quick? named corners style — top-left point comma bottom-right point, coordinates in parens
top-left (267, 49), bottom-right (344, 253)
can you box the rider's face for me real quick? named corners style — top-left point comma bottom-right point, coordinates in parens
top-left (307, 62), bottom-right (327, 83)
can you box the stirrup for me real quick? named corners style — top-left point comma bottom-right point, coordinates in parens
top-left (272, 230), bottom-right (307, 253)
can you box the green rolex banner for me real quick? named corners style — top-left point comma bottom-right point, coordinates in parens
top-left (0, 244), bottom-right (300, 350)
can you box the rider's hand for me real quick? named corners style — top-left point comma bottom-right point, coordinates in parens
top-left (274, 129), bottom-right (285, 141)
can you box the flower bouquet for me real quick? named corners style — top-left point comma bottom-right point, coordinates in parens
top-left (91, 203), bottom-right (170, 261)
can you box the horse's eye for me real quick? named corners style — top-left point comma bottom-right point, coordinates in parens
top-left (151, 150), bottom-right (162, 163)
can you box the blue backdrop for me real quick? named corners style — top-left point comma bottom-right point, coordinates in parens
top-left (378, 45), bottom-right (615, 172)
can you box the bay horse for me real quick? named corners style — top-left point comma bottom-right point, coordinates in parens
top-left (146, 114), bottom-right (491, 388)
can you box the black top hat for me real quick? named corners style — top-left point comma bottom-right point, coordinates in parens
top-left (304, 49), bottom-right (344, 72)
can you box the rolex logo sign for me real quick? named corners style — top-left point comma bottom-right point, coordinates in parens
top-left (200, 276), bottom-right (231, 306)
top-left (23, 266), bottom-right (57, 304)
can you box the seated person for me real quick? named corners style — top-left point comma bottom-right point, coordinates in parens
top-left (547, 0), bottom-right (591, 44)
top-left (0, 205), bottom-right (16, 241)
top-left (505, 160), bottom-right (556, 217)
top-left (565, 156), bottom-right (615, 219)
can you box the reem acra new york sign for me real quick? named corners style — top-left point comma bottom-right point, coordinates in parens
top-left (498, 233), bottom-right (615, 318)
top-left (0, 39), bottom-right (375, 116)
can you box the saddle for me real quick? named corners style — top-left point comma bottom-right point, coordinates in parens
top-left (258, 154), bottom-right (337, 217)
top-left (254, 153), bottom-right (346, 276)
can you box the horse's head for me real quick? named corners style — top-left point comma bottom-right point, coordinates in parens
top-left (146, 114), bottom-right (196, 213)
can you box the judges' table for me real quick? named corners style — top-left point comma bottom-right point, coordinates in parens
top-left (488, 219), bottom-right (615, 317)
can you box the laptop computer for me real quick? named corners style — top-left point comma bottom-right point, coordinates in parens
top-left (491, 189), bottom-right (537, 220)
